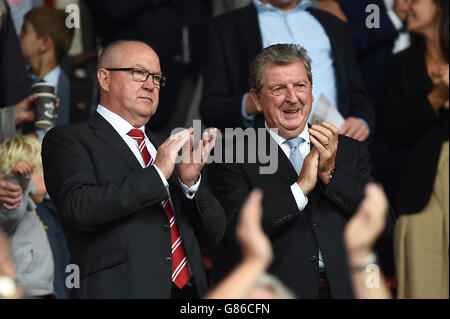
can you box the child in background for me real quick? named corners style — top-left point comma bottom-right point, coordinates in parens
top-left (19, 5), bottom-right (74, 140)
top-left (18, 6), bottom-right (73, 298)
top-left (0, 135), bottom-right (54, 298)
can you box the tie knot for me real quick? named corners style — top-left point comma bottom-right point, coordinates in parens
top-left (127, 128), bottom-right (145, 141)
top-left (285, 136), bottom-right (303, 150)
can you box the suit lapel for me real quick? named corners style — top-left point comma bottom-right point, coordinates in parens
top-left (259, 129), bottom-right (298, 185)
top-left (88, 112), bottom-right (142, 171)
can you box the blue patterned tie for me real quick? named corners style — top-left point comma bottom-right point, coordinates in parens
top-left (285, 137), bottom-right (304, 175)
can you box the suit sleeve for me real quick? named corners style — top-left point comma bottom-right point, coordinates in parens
top-left (321, 138), bottom-right (373, 215)
top-left (322, 138), bottom-right (396, 236)
top-left (383, 54), bottom-right (438, 149)
top-left (174, 177), bottom-right (226, 248)
top-left (338, 0), bottom-right (397, 58)
top-left (199, 22), bottom-right (247, 131)
top-left (341, 23), bottom-right (376, 131)
top-left (42, 126), bottom-right (169, 231)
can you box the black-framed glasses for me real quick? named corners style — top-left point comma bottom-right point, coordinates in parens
top-left (106, 68), bottom-right (167, 87)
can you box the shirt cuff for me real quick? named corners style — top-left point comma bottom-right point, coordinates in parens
top-left (290, 182), bottom-right (308, 211)
top-left (178, 175), bottom-right (201, 200)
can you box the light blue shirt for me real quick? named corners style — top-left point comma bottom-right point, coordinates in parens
top-left (243, 0), bottom-right (338, 123)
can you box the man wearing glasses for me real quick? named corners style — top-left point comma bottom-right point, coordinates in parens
top-left (41, 40), bottom-right (226, 299)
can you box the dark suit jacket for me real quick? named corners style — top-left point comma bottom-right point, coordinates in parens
top-left (42, 111), bottom-right (226, 298)
top-left (0, 3), bottom-right (32, 107)
top-left (200, 3), bottom-right (374, 133)
top-left (208, 129), bottom-right (394, 298)
top-left (384, 40), bottom-right (449, 215)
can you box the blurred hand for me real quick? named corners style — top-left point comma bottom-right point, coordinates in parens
top-left (11, 161), bottom-right (35, 176)
top-left (29, 171), bottom-right (47, 204)
top-left (344, 183), bottom-right (388, 266)
top-left (339, 117), bottom-right (370, 142)
top-left (429, 64), bottom-right (449, 110)
top-left (309, 122), bottom-right (338, 184)
top-left (236, 189), bottom-right (272, 266)
top-left (0, 175), bottom-right (23, 211)
top-left (179, 128), bottom-right (217, 187)
top-left (13, 94), bottom-right (37, 125)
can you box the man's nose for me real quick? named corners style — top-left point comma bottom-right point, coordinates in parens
top-left (285, 86), bottom-right (298, 103)
top-left (142, 76), bottom-right (155, 90)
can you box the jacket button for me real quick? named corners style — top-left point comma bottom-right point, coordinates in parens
top-left (308, 255), bottom-right (318, 262)
top-left (311, 220), bottom-right (319, 227)
top-left (165, 257), bottom-right (172, 264)
top-left (163, 224), bottom-right (170, 232)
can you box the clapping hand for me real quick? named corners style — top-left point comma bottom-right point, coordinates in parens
top-left (179, 128), bottom-right (217, 187)
top-left (309, 122), bottom-right (338, 185)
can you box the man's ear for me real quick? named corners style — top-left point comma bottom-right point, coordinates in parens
top-left (250, 89), bottom-right (263, 112)
top-left (97, 68), bottom-right (110, 92)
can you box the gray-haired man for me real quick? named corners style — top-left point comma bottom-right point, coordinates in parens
top-left (209, 43), bottom-right (394, 299)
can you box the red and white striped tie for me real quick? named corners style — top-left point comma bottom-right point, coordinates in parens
top-left (127, 129), bottom-right (190, 289)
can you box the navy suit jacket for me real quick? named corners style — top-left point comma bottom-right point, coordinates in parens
top-left (0, 3), bottom-right (32, 107)
top-left (208, 129), bottom-right (395, 298)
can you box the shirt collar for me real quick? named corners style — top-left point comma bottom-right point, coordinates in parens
top-left (96, 104), bottom-right (146, 138)
top-left (265, 121), bottom-right (310, 147)
top-left (253, 0), bottom-right (311, 14)
top-left (41, 66), bottom-right (61, 87)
